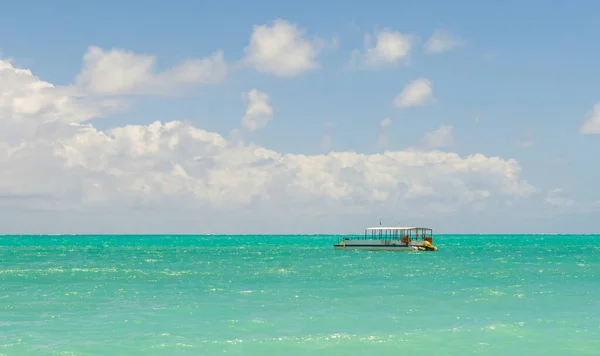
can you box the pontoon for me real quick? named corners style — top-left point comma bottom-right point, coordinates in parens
top-left (333, 226), bottom-right (438, 251)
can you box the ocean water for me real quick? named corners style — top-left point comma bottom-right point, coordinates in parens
top-left (0, 234), bottom-right (599, 355)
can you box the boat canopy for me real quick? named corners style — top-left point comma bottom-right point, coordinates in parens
top-left (366, 226), bottom-right (431, 231)
top-left (364, 226), bottom-right (433, 240)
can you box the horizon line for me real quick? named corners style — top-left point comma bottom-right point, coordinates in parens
top-left (0, 233), bottom-right (598, 236)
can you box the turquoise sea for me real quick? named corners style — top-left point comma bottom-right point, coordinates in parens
top-left (1, 234), bottom-right (599, 355)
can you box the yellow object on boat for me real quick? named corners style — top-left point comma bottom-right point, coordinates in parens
top-left (423, 240), bottom-right (438, 251)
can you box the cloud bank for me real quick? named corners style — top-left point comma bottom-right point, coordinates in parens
top-left (0, 19), bottom-right (545, 233)
top-left (1, 56), bottom-right (535, 221)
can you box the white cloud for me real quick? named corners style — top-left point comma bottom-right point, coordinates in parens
top-left (423, 124), bottom-right (454, 148)
top-left (243, 19), bottom-right (323, 77)
top-left (241, 89), bottom-right (273, 131)
top-left (424, 29), bottom-right (464, 54)
top-left (0, 52), bottom-right (539, 232)
top-left (394, 78), bottom-right (434, 108)
top-left (75, 46), bottom-right (227, 95)
top-left (0, 58), bottom-right (119, 142)
top-left (352, 29), bottom-right (415, 67)
top-left (580, 103), bottom-right (600, 134)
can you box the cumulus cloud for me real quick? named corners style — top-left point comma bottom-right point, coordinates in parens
top-left (393, 78), bottom-right (434, 108)
top-left (424, 29), bottom-right (464, 54)
top-left (423, 124), bottom-right (454, 148)
top-left (0, 58), bottom-right (120, 142)
top-left (243, 19), bottom-right (324, 77)
top-left (241, 89), bottom-right (273, 131)
top-left (580, 103), bottom-right (600, 134)
top-left (75, 46), bottom-right (227, 95)
top-left (351, 28), bottom-right (415, 68)
top-left (0, 52), bottom-right (539, 232)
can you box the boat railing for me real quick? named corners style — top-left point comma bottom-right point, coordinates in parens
top-left (337, 227), bottom-right (433, 244)
top-left (363, 227), bottom-right (433, 242)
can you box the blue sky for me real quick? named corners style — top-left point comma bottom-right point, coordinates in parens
top-left (0, 0), bottom-right (599, 233)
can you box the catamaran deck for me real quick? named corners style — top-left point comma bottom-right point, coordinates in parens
top-left (333, 226), bottom-right (437, 251)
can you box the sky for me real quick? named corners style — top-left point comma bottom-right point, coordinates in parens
top-left (0, 0), bottom-right (599, 234)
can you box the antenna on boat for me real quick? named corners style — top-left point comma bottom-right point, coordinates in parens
top-left (379, 218), bottom-right (382, 226)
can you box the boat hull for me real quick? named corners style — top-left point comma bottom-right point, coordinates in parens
top-left (333, 238), bottom-right (438, 251)
top-left (333, 244), bottom-right (417, 251)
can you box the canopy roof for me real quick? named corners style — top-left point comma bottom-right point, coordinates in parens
top-left (366, 226), bottom-right (432, 231)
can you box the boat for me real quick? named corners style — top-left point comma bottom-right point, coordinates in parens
top-left (333, 226), bottom-right (438, 251)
